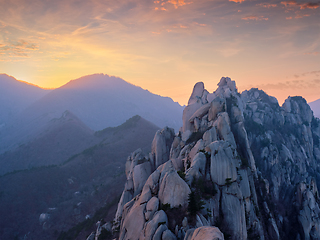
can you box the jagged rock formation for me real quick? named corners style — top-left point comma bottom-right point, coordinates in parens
top-left (110, 77), bottom-right (320, 240)
top-left (242, 90), bottom-right (320, 239)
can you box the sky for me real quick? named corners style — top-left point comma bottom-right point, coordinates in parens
top-left (0, 0), bottom-right (320, 105)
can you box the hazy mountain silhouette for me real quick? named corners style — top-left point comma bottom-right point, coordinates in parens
top-left (0, 110), bottom-right (98, 175)
top-left (309, 98), bottom-right (320, 118)
top-left (24, 73), bottom-right (183, 130)
top-left (0, 115), bottom-right (159, 240)
top-left (0, 73), bottom-right (183, 153)
top-left (0, 74), bottom-right (50, 129)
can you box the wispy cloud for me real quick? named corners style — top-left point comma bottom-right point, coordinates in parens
top-left (281, 1), bottom-right (320, 9)
top-left (256, 79), bottom-right (320, 90)
top-left (0, 39), bottom-right (39, 58)
top-left (229, 0), bottom-right (246, 3)
top-left (154, 0), bottom-right (192, 10)
top-left (0, 0), bottom-right (319, 104)
top-left (293, 70), bottom-right (320, 78)
top-left (295, 13), bottom-right (311, 18)
top-left (167, 0), bottom-right (193, 8)
top-left (242, 15), bottom-right (269, 21)
top-left (304, 51), bottom-right (320, 55)
top-left (256, 3), bottom-right (277, 8)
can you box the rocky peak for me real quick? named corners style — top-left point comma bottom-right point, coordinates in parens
top-left (188, 82), bottom-right (205, 105)
top-left (107, 77), bottom-right (320, 240)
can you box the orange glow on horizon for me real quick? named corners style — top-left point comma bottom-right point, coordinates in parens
top-left (0, 0), bottom-right (319, 105)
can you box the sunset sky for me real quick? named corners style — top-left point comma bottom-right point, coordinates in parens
top-left (0, 0), bottom-right (319, 105)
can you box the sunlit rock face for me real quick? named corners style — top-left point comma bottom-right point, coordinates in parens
top-left (112, 77), bottom-right (320, 240)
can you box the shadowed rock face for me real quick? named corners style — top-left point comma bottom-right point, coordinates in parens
top-left (110, 77), bottom-right (320, 240)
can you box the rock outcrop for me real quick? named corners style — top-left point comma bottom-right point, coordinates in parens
top-left (110, 77), bottom-right (320, 240)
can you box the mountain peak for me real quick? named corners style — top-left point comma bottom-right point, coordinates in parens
top-left (61, 110), bottom-right (79, 121)
top-left (111, 76), bottom-right (320, 240)
top-left (60, 73), bottom-right (131, 91)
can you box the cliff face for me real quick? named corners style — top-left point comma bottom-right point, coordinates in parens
top-left (243, 89), bottom-right (320, 239)
top-left (111, 77), bottom-right (320, 240)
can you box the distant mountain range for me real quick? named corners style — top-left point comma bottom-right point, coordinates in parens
top-left (0, 74), bottom-right (50, 129)
top-left (0, 73), bottom-right (183, 239)
top-left (0, 73), bottom-right (183, 153)
top-left (0, 110), bottom-right (98, 175)
top-left (309, 98), bottom-right (320, 119)
top-left (2, 72), bottom-right (320, 240)
top-left (0, 115), bottom-right (160, 240)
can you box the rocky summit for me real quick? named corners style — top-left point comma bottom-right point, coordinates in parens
top-left (92, 77), bottom-right (320, 240)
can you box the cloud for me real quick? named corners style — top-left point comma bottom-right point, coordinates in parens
top-left (0, 39), bottom-right (39, 58)
top-left (309, 70), bottom-right (320, 76)
top-left (167, 0), bottom-right (193, 8)
top-left (229, 0), bottom-right (245, 3)
top-left (295, 13), bottom-right (311, 18)
top-left (12, 39), bottom-right (38, 50)
top-left (294, 70), bottom-right (320, 78)
top-left (256, 3), bottom-right (277, 8)
top-left (256, 79), bottom-right (320, 90)
top-left (304, 51), bottom-right (320, 55)
top-left (154, 0), bottom-right (192, 10)
top-left (242, 15), bottom-right (269, 21)
top-left (193, 22), bottom-right (206, 27)
top-left (150, 20), bottom-right (210, 36)
top-left (281, 1), bottom-right (320, 9)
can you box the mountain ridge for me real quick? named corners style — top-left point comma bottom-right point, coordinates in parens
top-left (0, 74), bottom-right (50, 128)
top-left (0, 73), bottom-right (183, 154)
top-left (309, 98), bottom-right (320, 119)
top-left (0, 114), bottom-right (160, 240)
top-left (104, 77), bottom-right (320, 240)
top-left (0, 109), bottom-right (96, 175)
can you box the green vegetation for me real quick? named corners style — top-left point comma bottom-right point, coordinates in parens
top-left (159, 203), bottom-right (185, 232)
top-left (205, 208), bottom-right (212, 218)
top-left (158, 221), bottom-right (167, 227)
top-left (191, 177), bottom-right (217, 199)
top-left (160, 203), bottom-right (172, 212)
top-left (177, 170), bottom-right (186, 181)
top-left (187, 176), bottom-right (217, 220)
top-left (199, 149), bottom-right (211, 159)
top-left (225, 178), bottom-right (232, 186)
top-left (188, 191), bottom-right (204, 217)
